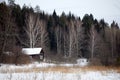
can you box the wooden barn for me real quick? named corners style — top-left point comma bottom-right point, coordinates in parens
top-left (22, 48), bottom-right (44, 62)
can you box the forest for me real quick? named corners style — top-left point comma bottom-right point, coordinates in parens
top-left (0, 1), bottom-right (120, 66)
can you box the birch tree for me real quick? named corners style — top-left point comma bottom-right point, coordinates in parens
top-left (19, 12), bottom-right (49, 48)
top-left (63, 26), bottom-right (70, 57)
top-left (55, 26), bottom-right (62, 55)
top-left (68, 20), bottom-right (76, 57)
top-left (40, 21), bottom-right (49, 50)
top-left (110, 22), bottom-right (118, 58)
top-left (75, 20), bottom-right (82, 57)
top-left (24, 13), bottom-right (40, 48)
top-left (89, 25), bottom-right (101, 59)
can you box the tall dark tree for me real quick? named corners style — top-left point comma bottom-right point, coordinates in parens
top-left (47, 16), bottom-right (57, 52)
top-left (8, 0), bottom-right (15, 6)
top-left (0, 3), bottom-right (17, 62)
top-left (34, 5), bottom-right (40, 13)
top-left (82, 14), bottom-right (94, 32)
top-left (99, 19), bottom-right (108, 39)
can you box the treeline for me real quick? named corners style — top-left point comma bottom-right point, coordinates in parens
top-left (0, 1), bottom-right (120, 65)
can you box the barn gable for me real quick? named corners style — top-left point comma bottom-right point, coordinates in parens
top-left (22, 48), bottom-right (44, 61)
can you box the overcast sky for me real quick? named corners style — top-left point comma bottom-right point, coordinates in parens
top-left (3, 0), bottom-right (120, 25)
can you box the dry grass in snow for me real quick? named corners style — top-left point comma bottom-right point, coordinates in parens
top-left (0, 63), bottom-right (120, 80)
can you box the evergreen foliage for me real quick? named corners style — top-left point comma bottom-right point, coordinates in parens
top-left (0, 2), bottom-right (120, 65)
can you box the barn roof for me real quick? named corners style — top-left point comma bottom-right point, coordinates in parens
top-left (22, 48), bottom-right (42, 55)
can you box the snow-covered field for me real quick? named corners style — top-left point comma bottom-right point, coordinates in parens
top-left (0, 71), bottom-right (120, 80)
top-left (0, 63), bottom-right (120, 80)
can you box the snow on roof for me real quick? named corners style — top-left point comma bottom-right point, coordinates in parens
top-left (22, 48), bottom-right (42, 55)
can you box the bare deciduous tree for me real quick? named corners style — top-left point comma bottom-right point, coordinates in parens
top-left (16, 12), bottom-right (50, 57)
top-left (55, 26), bottom-right (62, 55)
top-left (0, 6), bottom-right (17, 63)
top-left (68, 20), bottom-right (77, 57)
top-left (40, 21), bottom-right (50, 52)
top-left (75, 20), bottom-right (82, 57)
top-left (89, 25), bottom-right (101, 59)
top-left (18, 13), bottom-right (49, 48)
top-left (24, 13), bottom-right (40, 48)
top-left (63, 26), bottom-right (70, 58)
top-left (110, 27), bottom-right (117, 58)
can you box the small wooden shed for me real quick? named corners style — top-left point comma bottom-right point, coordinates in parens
top-left (22, 48), bottom-right (44, 61)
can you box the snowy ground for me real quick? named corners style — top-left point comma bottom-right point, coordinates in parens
top-left (0, 63), bottom-right (120, 80)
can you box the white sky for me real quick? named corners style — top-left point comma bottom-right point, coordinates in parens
top-left (3, 0), bottom-right (120, 26)
top-left (0, 0), bottom-right (4, 3)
